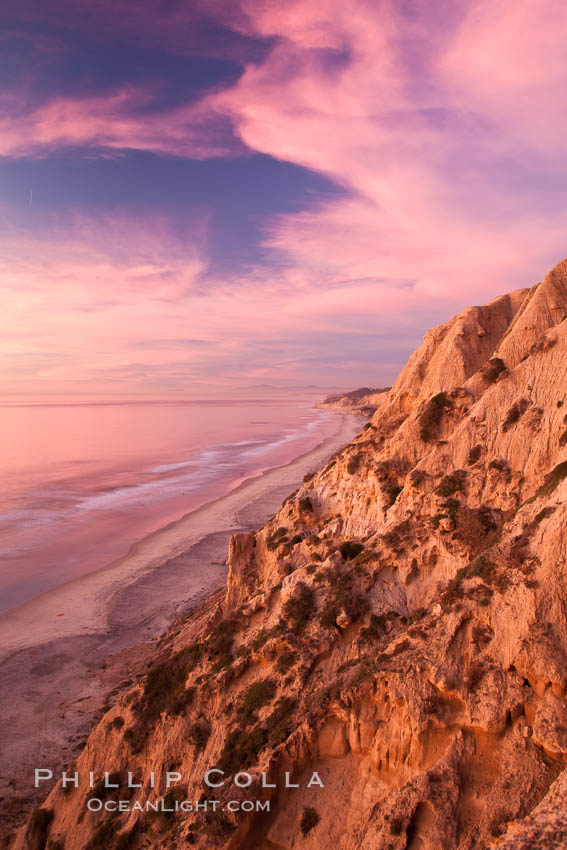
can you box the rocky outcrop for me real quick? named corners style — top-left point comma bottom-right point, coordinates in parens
top-left (14, 257), bottom-right (567, 850)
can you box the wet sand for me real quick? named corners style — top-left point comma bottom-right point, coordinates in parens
top-left (0, 412), bottom-right (363, 837)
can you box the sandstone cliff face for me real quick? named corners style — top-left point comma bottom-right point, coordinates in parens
top-left (16, 258), bottom-right (567, 850)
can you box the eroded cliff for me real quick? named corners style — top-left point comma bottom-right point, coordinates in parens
top-left (16, 258), bottom-right (567, 850)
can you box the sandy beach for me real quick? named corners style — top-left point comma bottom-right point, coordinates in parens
top-left (0, 411), bottom-right (363, 837)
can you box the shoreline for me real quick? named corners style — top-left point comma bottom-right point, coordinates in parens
top-left (0, 411), bottom-right (364, 837)
top-left (0, 410), bottom-right (362, 658)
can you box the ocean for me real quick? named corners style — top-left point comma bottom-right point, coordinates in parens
top-left (0, 398), bottom-right (341, 613)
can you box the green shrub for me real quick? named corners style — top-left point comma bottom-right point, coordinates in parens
top-left (467, 445), bottom-right (482, 465)
top-left (205, 619), bottom-right (238, 670)
top-left (251, 624), bottom-right (281, 651)
top-left (320, 603), bottom-right (339, 629)
top-left (410, 468), bottom-right (427, 487)
top-left (345, 592), bottom-right (370, 622)
top-left (436, 471), bottom-right (466, 497)
top-left (502, 398), bottom-right (529, 432)
top-left (375, 460), bottom-right (392, 481)
top-left (347, 456), bottom-right (360, 474)
top-left (218, 725), bottom-right (268, 774)
top-left (138, 657), bottom-right (188, 721)
top-left (381, 519), bottom-right (410, 548)
top-left (455, 506), bottom-right (498, 549)
top-left (300, 807), bottom-right (320, 835)
top-left (239, 679), bottom-right (277, 719)
top-left (419, 392), bottom-right (452, 442)
top-left (441, 497), bottom-right (460, 518)
top-left (359, 613), bottom-right (388, 642)
top-left (525, 578), bottom-right (539, 589)
top-left (289, 534), bottom-right (302, 545)
top-left (482, 357), bottom-right (507, 383)
top-left (128, 643), bottom-right (203, 750)
top-left (267, 527), bottom-right (289, 550)
top-left (440, 578), bottom-right (463, 611)
top-left (276, 650), bottom-right (297, 674)
top-left (282, 582), bottom-right (316, 634)
top-left (176, 641), bottom-right (204, 672)
top-left (459, 555), bottom-right (496, 581)
top-left (298, 497), bottom-right (313, 512)
top-left (339, 540), bottom-right (364, 560)
top-left (319, 567), bottom-right (369, 627)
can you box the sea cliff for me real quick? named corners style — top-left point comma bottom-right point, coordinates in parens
top-left (15, 257), bottom-right (567, 850)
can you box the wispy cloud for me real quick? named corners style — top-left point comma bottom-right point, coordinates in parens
top-left (0, 210), bottom-right (423, 396)
top-left (440, 0), bottom-right (567, 150)
top-left (211, 0), bottom-right (567, 302)
top-left (0, 85), bottom-right (244, 159)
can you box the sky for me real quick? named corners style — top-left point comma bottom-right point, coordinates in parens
top-left (1, 0), bottom-right (567, 399)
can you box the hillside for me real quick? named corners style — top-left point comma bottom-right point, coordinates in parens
top-left (14, 257), bottom-right (567, 850)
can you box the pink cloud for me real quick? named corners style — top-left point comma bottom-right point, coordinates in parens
top-left (0, 209), bottom-right (424, 397)
top-left (440, 0), bottom-right (567, 148)
top-left (0, 212), bottom-right (209, 303)
top-left (0, 85), bottom-right (243, 159)
top-left (208, 0), bottom-right (567, 304)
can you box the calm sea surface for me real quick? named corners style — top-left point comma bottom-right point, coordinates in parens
top-left (0, 399), bottom-right (339, 612)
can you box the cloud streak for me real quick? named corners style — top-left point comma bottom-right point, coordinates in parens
top-left (0, 85), bottom-right (244, 160)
